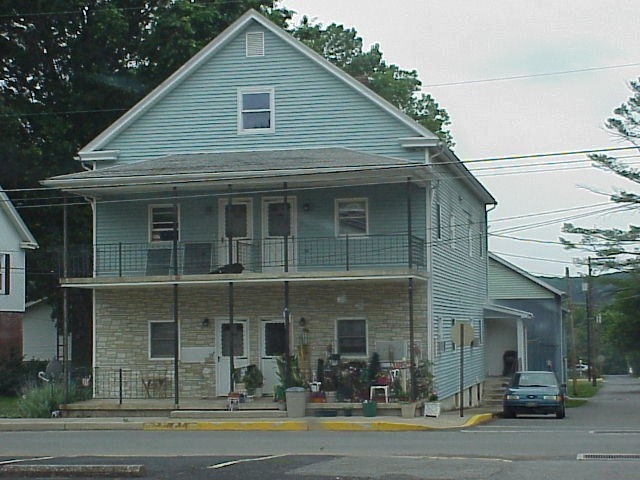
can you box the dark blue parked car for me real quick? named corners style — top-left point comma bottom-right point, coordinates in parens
top-left (503, 371), bottom-right (566, 419)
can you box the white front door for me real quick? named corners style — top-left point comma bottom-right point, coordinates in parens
top-left (218, 199), bottom-right (252, 269)
top-left (260, 320), bottom-right (287, 396)
top-left (216, 319), bottom-right (249, 395)
top-left (262, 198), bottom-right (296, 272)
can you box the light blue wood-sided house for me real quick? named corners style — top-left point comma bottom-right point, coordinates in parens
top-left (488, 253), bottom-right (566, 382)
top-left (0, 187), bottom-right (39, 362)
top-left (45, 10), bottom-right (503, 409)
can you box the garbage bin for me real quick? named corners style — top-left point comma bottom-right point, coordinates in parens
top-left (362, 400), bottom-right (377, 417)
top-left (285, 387), bottom-right (307, 418)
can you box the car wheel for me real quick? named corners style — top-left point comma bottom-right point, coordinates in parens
top-left (556, 407), bottom-right (565, 419)
top-left (503, 408), bottom-right (516, 419)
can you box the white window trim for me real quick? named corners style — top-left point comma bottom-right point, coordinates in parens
top-left (335, 198), bottom-right (369, 237)
top-left (449, 214), bottom-right (456, 249)
top-left (237, 87), bottom-right (275, 134)
top-left (335, 318), bottom-right (368, 358)
top-left (149, 204), bottom-right (180, 243)
top-left (149, 320), bottom-right (180, 360)
top-left (0, 253), bottom-right (9, 295)
top-left (467, 214), bottom-right (473, 257)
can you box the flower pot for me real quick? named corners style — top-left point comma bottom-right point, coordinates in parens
top-left (400, 402), bottom-right (416, 418)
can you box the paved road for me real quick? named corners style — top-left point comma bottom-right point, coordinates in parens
top-left (1, 375), bottom-right (639, 479)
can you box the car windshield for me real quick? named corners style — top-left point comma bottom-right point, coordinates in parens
top-left (513, 372), bottom-right (557, 387)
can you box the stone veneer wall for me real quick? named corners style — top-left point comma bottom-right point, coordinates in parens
top-left (94, 280), bottom-right (428, 398)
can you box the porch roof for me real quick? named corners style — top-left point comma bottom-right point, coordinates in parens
top-left (484, 303), bottom-right (533, 321)
top-left (43, 147), bottom-right (430, 195)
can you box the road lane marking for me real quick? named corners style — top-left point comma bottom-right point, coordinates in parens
top-left (207, 454), bottom-right (287, 469)
top-left (0, 457), bottom-right (54, 465)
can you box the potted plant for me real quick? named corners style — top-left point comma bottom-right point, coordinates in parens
top-left (415, 360), bottom-right (440, 417)
top-left (242, 365), bottom-right (264, 397)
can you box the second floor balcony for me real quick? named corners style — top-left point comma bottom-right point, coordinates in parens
top-left (62, 234), bottom-right (426, 283)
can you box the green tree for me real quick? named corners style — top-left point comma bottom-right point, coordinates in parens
top-left (561, 78), bottom-right (640, 271)
top-left (601, 273), bottom-right (640, 375)
top-left (561, 78), bottom-right (640, 374)
top-left (291, 17), bottom-right (454, 147)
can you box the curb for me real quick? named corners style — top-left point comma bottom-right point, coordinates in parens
top-left (141, 413), bottom-right (495, 431)
top-left (0, 412), bottom-right (499, 432)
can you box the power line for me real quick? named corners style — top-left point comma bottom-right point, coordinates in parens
top-left (423, 62), bottom-right (640, 88)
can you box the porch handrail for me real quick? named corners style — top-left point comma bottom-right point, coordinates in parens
top-left (61, 234), bottom-right (426, 278)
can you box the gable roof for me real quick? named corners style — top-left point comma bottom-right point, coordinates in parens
top-left (0, 187), bottom-right (38, 250)
top-left (489, 252), bottom-right (563, 297)
top-left (64, 9), bottom-right (494, 205)
top-left (79, 9), bottom-right (439, 156)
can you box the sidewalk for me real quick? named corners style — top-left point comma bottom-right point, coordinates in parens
top-left (0, 408), bottom-right (499, 432)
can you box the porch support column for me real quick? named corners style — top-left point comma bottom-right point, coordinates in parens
top-left (407, 178), bottom-right (416, 401)
top-left (517, 318), bottom-right (527, 371)
top-left (282, 182), bottom-right (291, 386)
top-left (172, 187), bottom-right (180, 406)
top-left (227, 185), bottom-right (235, 392)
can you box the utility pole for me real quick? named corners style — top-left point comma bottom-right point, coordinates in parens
top-left (565, 267), bottom-right (577, 396)
top-left (586, 257), bottom-right (593, 385)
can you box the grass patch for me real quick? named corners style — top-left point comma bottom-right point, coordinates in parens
top-left (568, 378), bottom-right (600, 398)
top-left (565, 378), bottom-right (600, 408)
top-left (0, 395), bottom-right (20, 418)
top-left (566, 398), bottom-right (588, 408)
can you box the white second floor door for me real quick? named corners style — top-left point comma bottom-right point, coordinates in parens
top-left (261, 198), bottom-right (296, 272)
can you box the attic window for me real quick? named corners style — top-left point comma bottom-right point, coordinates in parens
top-left (246, 31), bottom-right (264, 57)
top-left (238, 87), bottom-right (275, 133)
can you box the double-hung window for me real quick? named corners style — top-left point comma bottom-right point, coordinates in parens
top-left (238, 87), bottom-right (274, 133)
top-left (336, 199), bottom-right (368, 236)
top-left (336, 319), bottom-right (367, 356)
top-left (149, 321), bottom-right (176, 359)
top-left (150, 205), bottom-right (179, 242)
top-left (0, 253), bottom-right (9, 295)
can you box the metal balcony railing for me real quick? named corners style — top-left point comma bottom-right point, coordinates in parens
top-left (61, 234), bottom-right (426, 278)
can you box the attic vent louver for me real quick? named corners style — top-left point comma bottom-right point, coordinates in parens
top-left (246, 31), bottom-right (264, 57)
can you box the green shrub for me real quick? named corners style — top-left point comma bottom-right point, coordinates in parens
top-left (17, 381), bottom-right (91, 418)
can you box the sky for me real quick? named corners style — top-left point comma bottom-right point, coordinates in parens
top-left (281, 0), bottom-right (640, 278)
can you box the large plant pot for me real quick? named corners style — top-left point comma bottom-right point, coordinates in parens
top-left (285, 387), bottom-right (307, 417)
top-left (400, 402), bottom-right (417, 418)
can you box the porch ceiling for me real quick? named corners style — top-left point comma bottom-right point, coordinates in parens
top-left (484, 303), bottom-right (533, 321)
top-left (43, 147), bottom-right (431, 195)
top-left (60, 269), bottom-right (429, 289)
